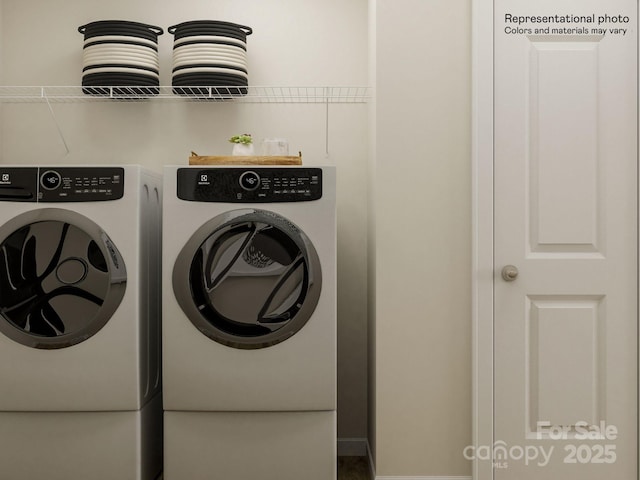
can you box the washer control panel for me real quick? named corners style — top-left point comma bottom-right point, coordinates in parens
top-left (0, 167), bottom-right (124, 202)
top-left (177, 168), bottom-right (323, 203)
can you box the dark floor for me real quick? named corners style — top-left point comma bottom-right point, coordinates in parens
top-left (338, 456), bottom-right (370, 480)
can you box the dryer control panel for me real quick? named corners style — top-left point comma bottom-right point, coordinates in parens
top-left (0, 167), bottom-right (124, 202)
top-left (177, 168), bottom-right (323, 202)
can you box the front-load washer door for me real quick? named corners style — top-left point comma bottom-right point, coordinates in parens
top-left (0, 208), bottom-right (126, 349)
top-left (173, 208), bottom-right (322, 349)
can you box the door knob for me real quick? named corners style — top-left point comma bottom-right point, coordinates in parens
top-left (501, 265), bottom-right (519, 282)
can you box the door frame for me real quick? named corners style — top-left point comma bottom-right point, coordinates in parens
top-left (471, 1), bottom-right (639, 479)
top-left (471, 0), bottom-right (494, 478)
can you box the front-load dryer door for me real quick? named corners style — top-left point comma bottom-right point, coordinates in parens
top-left (173, 208), bottom-right (322, 349)
top-left (0, 208), bottom-right (126, 349)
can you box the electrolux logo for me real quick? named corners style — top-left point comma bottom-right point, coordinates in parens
top-left (0, 173), bottom-right (10, 185)
top-left (198, 173), bottom-right (211, 186)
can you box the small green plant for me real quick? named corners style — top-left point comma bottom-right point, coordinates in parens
top-left (228, 134), bottom-right (253, 145)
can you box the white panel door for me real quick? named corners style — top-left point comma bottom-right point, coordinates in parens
top-left (494, 0), bottom-right (637, 478)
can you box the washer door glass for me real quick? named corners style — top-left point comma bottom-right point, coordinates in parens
top-left (173, 209), bottom-right (322, 349)
top-left (0, 209), bottom-right (126, 349)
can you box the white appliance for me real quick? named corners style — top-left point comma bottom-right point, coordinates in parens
top-left (163, 165), bottom-right (336, 480)
top-left (0, 165), bottom-right (162, 480)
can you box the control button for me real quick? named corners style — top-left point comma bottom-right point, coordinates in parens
top-left (239, 171), bottom-right (261, 191)
top-left (40, 170), bottom-right (62, 190)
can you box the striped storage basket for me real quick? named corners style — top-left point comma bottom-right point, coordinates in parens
top-left (78, 20), bottom-right (163, 96)
top-left (169, 21), bottom-right (252, 97)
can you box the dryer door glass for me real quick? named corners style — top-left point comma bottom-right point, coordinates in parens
top-left (173, 209), bottom-right (322, 349)
top-left (0, 209), bottom-right (126, 349)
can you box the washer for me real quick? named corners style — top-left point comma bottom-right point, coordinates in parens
top-left (0, 166), bottom-right (162, 480)
top-left (163, 166), bottom-right (336, 480)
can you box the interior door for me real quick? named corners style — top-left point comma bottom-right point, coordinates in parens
top-left (494, 0), bottom-right (637, 478)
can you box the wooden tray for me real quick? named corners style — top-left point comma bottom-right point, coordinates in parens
top-left (189, 152), bottom-right (302, 165)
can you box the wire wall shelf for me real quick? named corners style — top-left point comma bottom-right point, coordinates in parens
top-left (0, 86), bottom-right (371, 104)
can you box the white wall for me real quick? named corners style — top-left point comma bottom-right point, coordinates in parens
top-left (0, 0), bottom-right (369, 440)
top-left (0, 0), bottom-right (368, 168)
top-left (370, 0), bottom-right (472, 476)
top-left (367, 0), bottom-right (378, 465)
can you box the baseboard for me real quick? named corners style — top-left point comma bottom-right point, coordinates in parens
top-left (337, 437), bottom-right (368, 456)
top-left (363, 439), bottom-right (470, 480)
top-left (375, 477), bottom-right (472, 480)
top-left (366, 440), bottom-right (376, 479)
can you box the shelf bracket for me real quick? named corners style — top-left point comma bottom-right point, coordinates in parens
top-left (325, 87), bottom-right (330, 157)
top-left (43, 89), bottom-right (70, 156)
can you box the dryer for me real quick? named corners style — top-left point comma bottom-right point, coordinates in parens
top-left (163, 166), bottom-right (336, 480)
top-left (0, 165), bottom-right (162, 480)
